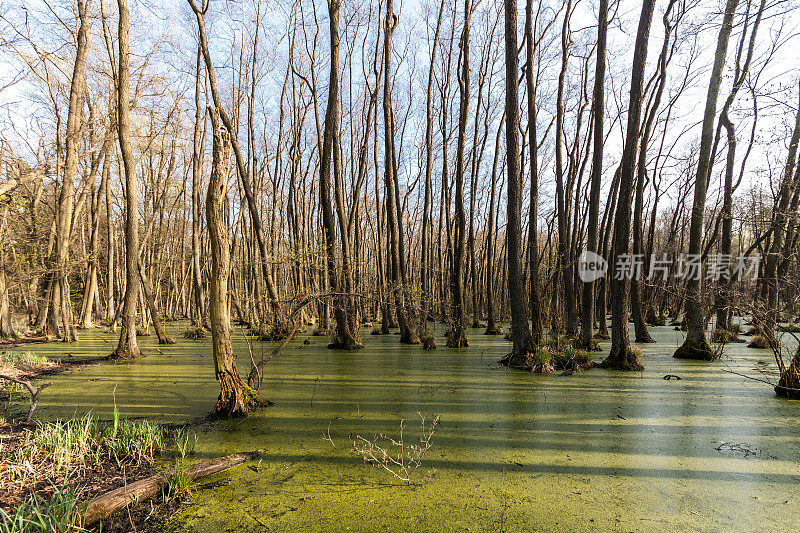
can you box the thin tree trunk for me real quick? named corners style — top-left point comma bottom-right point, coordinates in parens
top-left (320, 0), bottom-right (361, 350)
top-left (111, 0), bottom-right (141, 359)
top-left (601, 0), bottom-right (656, 370)
top-left (499, 0), bottom-right (534, 365)
top-left (579, 0), bottom-right (607, 350)
top-left (674, 0), bottom-right (739, 360)
top-left (383, 0), bottom-right (419, 345)
top-left (446, 0), bottom-right (471, 349)
top-left (207, 110), bottom-right (261, 418)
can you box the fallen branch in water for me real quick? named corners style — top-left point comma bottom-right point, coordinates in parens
top-left (0, 337), bottom-right (49, 347)
top-left (0, 373), bottom-right (51, 423)
top-left (83, 452), bottom-right (252, 527)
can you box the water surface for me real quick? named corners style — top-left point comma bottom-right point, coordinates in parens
top-left (9, 323), bottom-right (800, 531)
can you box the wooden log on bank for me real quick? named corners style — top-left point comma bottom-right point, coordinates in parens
top-left (83, 453), bottom-right (250, 527)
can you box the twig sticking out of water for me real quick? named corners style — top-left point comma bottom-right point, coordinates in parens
top-left (352, 413), bottom-right (440, 485)
top-left (322, 422), bottom-right (336, 448)
top-left (311, 376), bottom-right (323, 407)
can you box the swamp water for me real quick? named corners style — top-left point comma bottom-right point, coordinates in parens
top-left (6, 323), bottom-right (800, 531)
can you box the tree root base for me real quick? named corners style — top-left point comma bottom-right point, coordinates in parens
top-left (209, 387), bottom-right (268, 419)
top-left (108, 346), bottom-right (142, 360)
top-left (421, 333), bottom-right (436, 350)
top-left (327, 334), bottom-right (364, 350)
top-left (445, 330), bottom-right (468, 348)
top-left (600, 348), bottom-right (644, 371)
top-left (673, 338), bottom-right (715, 360)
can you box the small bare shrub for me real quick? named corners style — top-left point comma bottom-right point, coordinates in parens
top-left (352, 413), bottom-right (440, 485)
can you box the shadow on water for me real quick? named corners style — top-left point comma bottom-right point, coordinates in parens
top-left (7, 322), bottom-right (800, 531)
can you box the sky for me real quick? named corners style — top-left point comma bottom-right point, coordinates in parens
top-left (1, 0), bottom-right (799, 224)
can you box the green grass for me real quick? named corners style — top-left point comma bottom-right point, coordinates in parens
top-left (3, 410), bottom-right (199, 531)
top-left (532, 350), bottom-right (551, 365)
top-left (0, 351), bottom-right (51, 367)
top-left (162, 460), bottom-right (195, 502)
top-left (0, 483), bottom-right (84, 533)
top-left (173, 427), bottom-right (197, 460)
top-left (11, 409), bottom-right (169, 480)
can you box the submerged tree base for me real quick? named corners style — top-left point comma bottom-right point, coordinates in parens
top-left (445, 330), bottom-right (468, 348)
top-left (775, 349), bottom-right (800, 399)
top-left (498, 351), bottom-right (533, 369)
top-left (421, 332), bottom-right (436, 350)
top-left (210, 381), bottom-right (266, 419)
top-left (498, 350), bottom-right (554, 374)
top-left (673, 338), bottom-right (714, 360)
top-left (328, 333), bottom-right (364, 350)
top-left (600, 347), bottom-right (644, 370)
top-left (399, 331), bottom-right (421, 345)
top-left (711, 328), bottom-right (745, 344)
top-left (484, 324), bottom-right (503, 335)
top-left (108, 344), bottom-right (141, 360)
top-left (575, 337), bottom-right (602, 352)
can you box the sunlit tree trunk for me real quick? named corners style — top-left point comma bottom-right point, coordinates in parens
top-left (601, 0), bottom-right (656, 370)
top-left (207, 110), bottom-right (261, 418)
top-left (499, 0), bottom-right (534, 365)
top-left (383, 0), bottom-right (419, 345)
top-left (111, 0), bottom-right (141, 359)
top-left (320, 0), bottom-right (361, 349)
top-left (579, 0), bottom-right (607, 350)
top-left (446, 0), bottom-right (472, 349)
top-left (674, 0), bottom-right (739, 360)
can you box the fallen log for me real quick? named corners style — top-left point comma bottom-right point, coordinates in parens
top-left (83, 452), bottom-right (251, 527)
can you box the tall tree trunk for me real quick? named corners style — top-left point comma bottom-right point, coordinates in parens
top-left (499, 0), bottom-right (534, 366)
top-left (383, 0), bottom-right (419, 345)
top-left (50, 0), bottom-right (91, 342)
top-left (0, 204), bottom-right (14, 338)
top-left (554, 0), bottom-right (577, 336)
top-left (106, 157), bottom-right (116, 327)
top-left (189, 0), bottom-right (283, 335)
top-left (191, 46), bottom-right (207, 327)
top-left (207, 110), bottom-right (261, 418)
top-left (447, 0), bottom-right (471, 349)
top-left (579, 0), bottom-right (607, 350)
top-left (524, 0), bottom-right (543, 345)
top-left (320, 0), bottom-right (361, 350)
top-left (600, 0), bottom-right (656, 370)
top-left (484, 114), bottom-right (505, 335)
top-left (674, 0), bottom-right (739, 360)
top-left (421, 0), bottom-right (446, 329)
top-left (761, 84), bottom-right (800, 339)
top-left (630, 3), bottom-right (679, 345)
top-left (111, 0), bottom-right (141, 359)
top-left (79, 139), bottom-right (112, 329)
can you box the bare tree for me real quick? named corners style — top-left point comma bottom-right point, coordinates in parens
top-left (499, 0), bottom-right (534, 366)
top-left (111, 0), bottom-right (141, 359)
top-left (579, 0), bottom-right (607, 350)
top-left (674, 0), bottom-right (739, 360)
top-left (601, 0), bottom-right (656, 370)
top-left (207, 110), bottom-right (262, 417)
